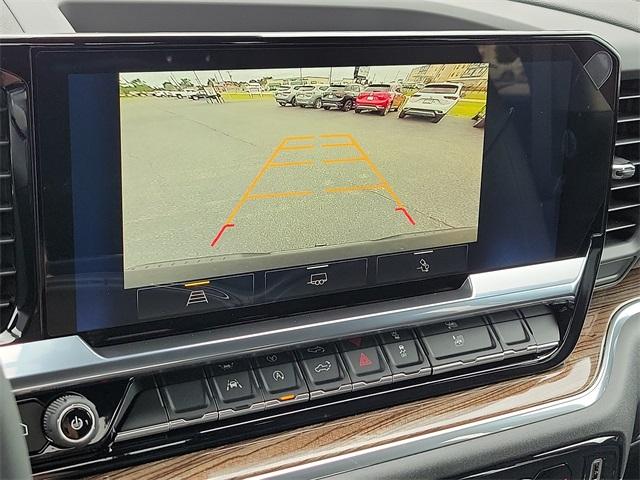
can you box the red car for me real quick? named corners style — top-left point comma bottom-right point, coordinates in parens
top-left (354, 84), bottom-right (405, 116)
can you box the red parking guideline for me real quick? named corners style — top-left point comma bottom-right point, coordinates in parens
top-left (210, 223), bottom-right (235, 247)
top-left (395, 207), bottom-right (416, 226)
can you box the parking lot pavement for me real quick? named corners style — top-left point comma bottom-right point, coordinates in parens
top-left (121, 97), bottom-right (484, 284)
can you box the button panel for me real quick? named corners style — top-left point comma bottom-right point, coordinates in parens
top-left (112, 306), bottom-right (560, 443)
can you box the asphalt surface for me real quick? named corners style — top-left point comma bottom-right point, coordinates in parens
top-left (120, 97), bottom-right (484, 286)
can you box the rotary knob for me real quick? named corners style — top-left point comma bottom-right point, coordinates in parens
top-left (43, 394), bottom-right (98, 448)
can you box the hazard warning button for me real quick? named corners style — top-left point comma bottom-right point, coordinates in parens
top-left (340, 344), bottom-right (392, 390)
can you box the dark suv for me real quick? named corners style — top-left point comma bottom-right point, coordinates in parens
top-left (321, 84), bottom-right (362, 111)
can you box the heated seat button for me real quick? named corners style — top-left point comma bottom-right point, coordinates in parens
top-left (340, 346), bottom-right (392, 389)
top-left (17, 401), bottom-right (47, 453)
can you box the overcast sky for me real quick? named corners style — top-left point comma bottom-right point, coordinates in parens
top-left (120, 65), bottom-right (425, 87)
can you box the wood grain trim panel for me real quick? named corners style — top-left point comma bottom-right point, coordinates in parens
top-left (93, 268), bottom-right (640, 480)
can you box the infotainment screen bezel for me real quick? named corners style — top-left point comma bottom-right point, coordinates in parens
top-left (15, 32), bottom-right (617, 342)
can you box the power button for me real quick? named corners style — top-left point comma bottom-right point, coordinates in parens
top-left (43, 395), bottom-right (98, 448)
top-left (59, 405), bottom-right (95, 442)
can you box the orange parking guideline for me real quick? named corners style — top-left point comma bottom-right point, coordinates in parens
top-left (322, 157), bottom-right (363, 164)
top-left (320, 134), bottom-right (406, 209)
top-left (211, 133), bottom-right (414, 248)
top-left (325, 184), bottom-right (385, 193)
top-left (321, 142), bottom-right (352, 148)
top-left (247, 191), bottom-right (313, 200)
top-left (270, 160), bottom-right (314, 167)
top-left (281, 144), bottom-right (314, 151)
top-left (211, 136), bottom-right (319, 247)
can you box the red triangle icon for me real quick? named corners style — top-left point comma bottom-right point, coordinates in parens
top-left (359, 352), bottom-right (373, 367)
top-left (348, 337), bottom-right (363, 348)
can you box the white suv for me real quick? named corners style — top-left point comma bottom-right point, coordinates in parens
top-left (399, 82), bottom-right (463, 123)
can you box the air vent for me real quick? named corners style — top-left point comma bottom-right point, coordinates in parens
top-left (0, 87), bottom-right (17, 333)
top-left (606, 77), bottom-right (640, 246)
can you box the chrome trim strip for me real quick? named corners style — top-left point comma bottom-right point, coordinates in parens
top-left (0, 258), bottom-right (585, 395)
top-left (0, 30), bottom-right (597, 41)
top-left (248, 297), bottom-right (640, 480)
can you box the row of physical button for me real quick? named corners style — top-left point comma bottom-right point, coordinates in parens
top-left (117, 307), bottom-right (558, 441)
top-left (117, 334), bottom-right (430, 440)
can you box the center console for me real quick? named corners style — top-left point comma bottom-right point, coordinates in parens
top-left (0, 32), bottom-right (618, 477)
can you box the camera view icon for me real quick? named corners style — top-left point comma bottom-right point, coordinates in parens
top-left (417, 258), bottom-right (430, 273)
top-left (307, 272), bottom-right (328, 286)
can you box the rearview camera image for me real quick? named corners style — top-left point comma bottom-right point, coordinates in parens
top-left (120, 63), bottom-right (488, 288)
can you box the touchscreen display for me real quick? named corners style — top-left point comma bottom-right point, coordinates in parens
top-left (119, 63), bottom-right (488, 288)
top-left (33, 36), bottom-right (616, 337)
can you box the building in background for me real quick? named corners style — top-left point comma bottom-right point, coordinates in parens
top-left (407, 63), bottom-right (488, 92)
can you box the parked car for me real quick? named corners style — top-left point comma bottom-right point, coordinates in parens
top-left (398, 82), bottom-right (463, 122)
top-left (321, 84), bottom-right (362, 111)
top-left (152, 90), bottom-right (169, 97)
top-left (275, 85), bottom-right (306, 106)
top-left (354, 84), bottom-right (405, 116)
top-left (295, 85), bottom-right (330, 108)
top-left (167, 89), bottom-right (198, 99)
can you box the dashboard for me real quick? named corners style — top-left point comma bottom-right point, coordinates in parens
top-left (0, 2), bottom-right (639, 480)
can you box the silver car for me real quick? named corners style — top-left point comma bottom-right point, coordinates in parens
top-left (275, 85), bottom-right (305, 106)
top-left (295, 85), bottom-right (330, 108)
